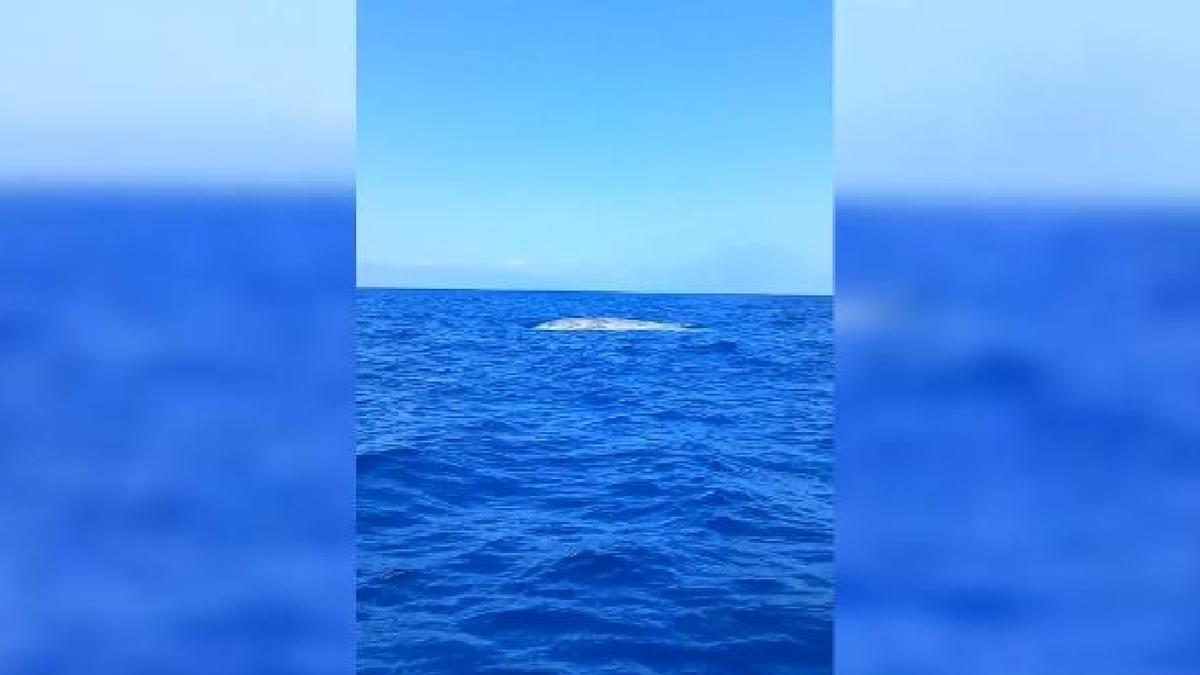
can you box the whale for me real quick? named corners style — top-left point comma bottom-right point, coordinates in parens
top-left (533, 317), bottom-right (691, 332)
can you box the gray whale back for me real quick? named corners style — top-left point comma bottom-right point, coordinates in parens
top-left (533, 317), bottom-right (690, 332)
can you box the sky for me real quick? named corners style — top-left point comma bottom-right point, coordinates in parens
top-left (838, 0), bottom-right (1200, 202)
top-left (0, 0), bottom-right (354, 187)
top-left (358, 0), bottom-right (832, 294)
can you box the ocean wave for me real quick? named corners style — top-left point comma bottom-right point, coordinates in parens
top-left (680, 339), bottom-right (739, 354)
top-left (533, 317), bottom-right (692, 332)
top-left (359, 290), bottom-right (833, 673)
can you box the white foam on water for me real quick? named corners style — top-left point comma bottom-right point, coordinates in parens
top-left (533, 317), bottom-right (692, 332)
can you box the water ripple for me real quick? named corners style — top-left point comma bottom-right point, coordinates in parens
top-left (359, 290), bottom-right (832, 673)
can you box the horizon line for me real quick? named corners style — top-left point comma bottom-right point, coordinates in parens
top-left (356, 284), bottom-right (833, 298)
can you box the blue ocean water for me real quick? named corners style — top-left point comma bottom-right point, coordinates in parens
top-left (836, 202), bottom-right (1200, 674)
top-left (0, 190), bottom-right (354, 673)
top-left (357, 290), bottom-right (833, 674)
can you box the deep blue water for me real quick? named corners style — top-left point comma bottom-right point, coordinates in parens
top-left (836, 202), bottom-right (1200, 674)
top-left (357, 290), bottom-right (833, 674)
top-left (0, 190), bottom-right (354, 673)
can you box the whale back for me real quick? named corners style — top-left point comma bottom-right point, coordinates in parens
top-left (533, 317), bottom-right (690, 332)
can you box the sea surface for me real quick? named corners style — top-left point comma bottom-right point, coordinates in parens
top-left (836, 202), bottom-right (1200, 674)
top-left (357, 290), bottom-right (833, 674)
top-left (0, 190), bottom-right (354, 673)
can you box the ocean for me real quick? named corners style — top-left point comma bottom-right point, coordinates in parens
top-left (357, 289), bottom-right (833, 674)
top-left (836, 202), bottom-right (1200, 674)
top-left (0, 190), bottom-right (354, 673)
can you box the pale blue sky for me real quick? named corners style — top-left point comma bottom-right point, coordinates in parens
top-left (358, 0), bottom-right (832, 294)
top-left (0, 0), bottom-right (353, 187)
top-left (838, 0), bottom-right (1200, 201)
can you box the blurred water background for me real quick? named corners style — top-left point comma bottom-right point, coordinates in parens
top-left (358, 290), bottom-right (832, 674)
top-left (836, 0), bottom-right (1200, 672)
top-left (837, 202), bottom-right (1200, 673)
top-left (0, 191), bottom-right (354, 674)
top-left (0, 0), bottom-right (354, 673)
